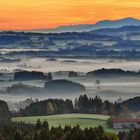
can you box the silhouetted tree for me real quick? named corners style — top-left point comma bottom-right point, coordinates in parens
top-left (14, 132), bottom-right (22, 140)
top-left (36, 119), bottom-right (41, 130)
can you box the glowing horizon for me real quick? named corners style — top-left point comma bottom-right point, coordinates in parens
top-left (0, 0), bottom-right (140, 30)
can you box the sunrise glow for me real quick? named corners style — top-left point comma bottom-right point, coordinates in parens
top-left (0, 0), bottom-right (140, 30)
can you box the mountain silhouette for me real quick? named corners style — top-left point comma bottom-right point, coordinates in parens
top-left (29, 17), bottom-right (140, 33)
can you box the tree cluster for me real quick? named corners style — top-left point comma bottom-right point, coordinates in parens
top-left (118, 128), bottom-right (140, 140)
top-left (75, 95), bottom-right (121, 115)
top-left (14, 71), bottom-right (45, 81)
top-left (87, 68), bottom-right (140, 76)
top-left (68, 71), bottom-right (78, 77)
top-left (21, 99), bottom-right (73, 116)
top-left (44, 79), bottom-right (86, 92)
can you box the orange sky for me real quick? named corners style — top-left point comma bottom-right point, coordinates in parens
top-left (0, 0), bottom-right (140, 30)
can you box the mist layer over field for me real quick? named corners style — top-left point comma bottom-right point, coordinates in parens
top-left (0, 57), bottom-right (139, 104)
top-left (0, 57), bottom-right (140, 73)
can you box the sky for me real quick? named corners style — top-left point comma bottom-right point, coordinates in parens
top-left (0, 0), bottom-right (140, 30)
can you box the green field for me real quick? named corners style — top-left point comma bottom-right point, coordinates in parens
top-left (12, 114), bottom-right (128, 133)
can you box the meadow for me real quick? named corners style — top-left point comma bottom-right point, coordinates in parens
top-left (12, 114), bottom-right (129, 133)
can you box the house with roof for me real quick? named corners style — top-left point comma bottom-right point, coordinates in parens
top-left (112, 118), bottom-right (140, 129)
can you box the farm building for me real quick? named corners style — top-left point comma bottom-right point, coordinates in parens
top-left (112, 118), bottom-right (140, 129)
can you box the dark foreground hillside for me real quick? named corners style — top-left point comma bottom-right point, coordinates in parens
top-left (0, 100), bottom-right (11, 126)
top-left (0, 120), bottom-right (119, 140)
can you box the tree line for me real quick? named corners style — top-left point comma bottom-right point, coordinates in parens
top-left (20, 95), bottom-right (121, 116)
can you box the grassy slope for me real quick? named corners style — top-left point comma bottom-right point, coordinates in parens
top-left (12, 114), bottom-right (129, 133)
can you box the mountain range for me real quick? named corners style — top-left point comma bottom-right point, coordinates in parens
top-left (90, 25), bottom-right (140, 37)
top-left (29, 17), bottom-right (140, 33)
